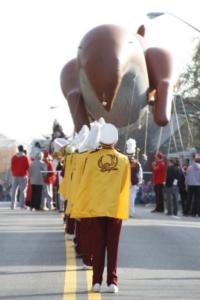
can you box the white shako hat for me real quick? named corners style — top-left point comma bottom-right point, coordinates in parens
top-left (126, 138), bottom-right (136, 155)
top-left (53, 138), bottom-right (69, 152)
top-left (100, 123), bottom-right (118, 145)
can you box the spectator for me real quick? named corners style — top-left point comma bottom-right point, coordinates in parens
top-left (175, 159), bottom-right (187, 215)
top-left (41, 151), bottom-right (56, 210)
top-left (151, 152), bottom-right (166, 213)
top-left (10, 145), bottom-right (29, 209)
top-left (142, 180), bottom-right (155, 204)
top-left (182, 158), bottom-right (190, 174)
top-left (30, 142), bottom-right (42, 160)
top-left (185, 157), bottom-right (200, 216)
top-left (0, 184), bottom-right (3, 201)
top-left (29, 152), bottom-right (46, 211)
top-left (165, 159), bottom-right (180, 216)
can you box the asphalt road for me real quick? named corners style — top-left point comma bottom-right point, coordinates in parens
top-left (0, 205), bottom-right (65, 300)
top-left (0, 203), bottom-right (200, 300)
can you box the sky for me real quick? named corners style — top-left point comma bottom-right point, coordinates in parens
top-left (0, 0), bottom-right (199, 143)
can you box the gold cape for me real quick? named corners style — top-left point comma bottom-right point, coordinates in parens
top-left (58, 153), bottom-right (74, 201)
top-left (71, 148), bottom-right (130, 220)
top-left (66, 151), bottom-right (89, 214)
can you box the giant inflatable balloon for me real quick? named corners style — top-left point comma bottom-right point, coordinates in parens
top-left (60, 24), bottom-right (174, 150)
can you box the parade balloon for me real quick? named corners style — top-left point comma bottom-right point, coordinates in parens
top-left (60, 24), bottom-right (174, 150)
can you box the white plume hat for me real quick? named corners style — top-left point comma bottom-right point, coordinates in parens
top-left (126, 138), bottom-right (136, 154)
top-left (76, 126), bottom-right (90, 152)
top-left (70, 125), bottom-right (89, 149)
top-left (78, 119), bottom-right (107, 152)
top-left (78, 126), bottom-right (91, 153)
top-left (100, 123), bottom-right (118, 145)
top-left (98, 117), bottom-right (106, 126)
top-left (88, 121), bottom-right (102, 150)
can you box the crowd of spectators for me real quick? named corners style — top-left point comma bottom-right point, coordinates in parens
top-left (150, 152), bottom-right (200, 217)
top-left (9, 143), bottom-right (63, 211)
top-left (5, 142), bottom-right (200, 218)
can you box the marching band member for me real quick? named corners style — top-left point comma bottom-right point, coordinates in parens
top-left (126, 138), bottom-right (143, 217)
top-left (73, 121), bottom-right (102, 267)
top-left (65, 125), bottom-right (89, 240)
top-left (59, 125), bottom-right (89, 240)
top-left (67, 125), bottom-right (90, 252)
top-left (59, 145), bottom-right (76, 239)
top-left (71, 123), bottom-right (130, 293)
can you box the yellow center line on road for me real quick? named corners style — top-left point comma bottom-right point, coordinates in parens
top-left (62, 212), bottom-right (101, 300)
top-left (63, 238), bottom-right (102, 300)
top-left (86, 269), bottom-right (102, 300)
top-left (63, 239), bottom-right (77, 300)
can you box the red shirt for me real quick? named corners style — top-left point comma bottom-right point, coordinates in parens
top-left (11, 153), bottom-right (29, 177)
top-left (44, 161), bottom-right (55, 184)
top-left (152, 160), bottom-right (166, 185)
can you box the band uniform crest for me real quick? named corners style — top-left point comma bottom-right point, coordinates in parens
top-left (98, 154), bottom-right (119, 172)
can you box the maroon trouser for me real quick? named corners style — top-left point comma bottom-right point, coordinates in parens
top-left (80, 218), bottom-right (93, 266)
top-left (63, 201), bottom-right (68, 224)
top-left (154, 184), bottom-right (165, 212)
top-left (91, 217), bottom-right (122, 286)
top-left (74, 220), bottom-right (81, 256)
top-left (74, 219), bottom-right (93, 265)
top-left (65, 215), bottom-right (75, 235)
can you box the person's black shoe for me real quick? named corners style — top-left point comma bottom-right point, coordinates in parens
top-left (151, 209), bottom-right (158, 213)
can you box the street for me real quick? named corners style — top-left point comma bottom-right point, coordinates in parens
top-left (0, 204), bottom-right (200, 300)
